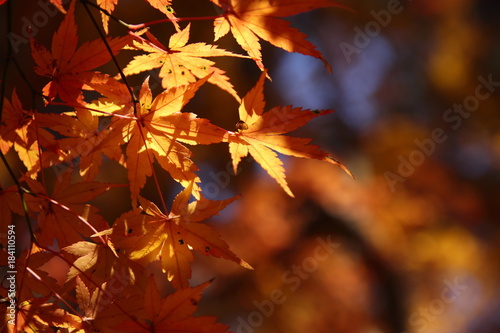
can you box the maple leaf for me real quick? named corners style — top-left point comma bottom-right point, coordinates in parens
top-left (49, 0), bottom-right (67, 13)
top-left (123, 24), bottom-right (245, 101)
top-left (226, 71), bottom-right (352, 197)
top-left (75, 275), bottom-right (106, 322)
top-left (73, 262), bottom-right (150, 329)
top-left (0, 89), bottom-right (57, 178)
top-left (145, 0), bottom-right (180, 31)
top-left (0, 88), bottom-right (40, 174)
top-left (210, 0), bottom-right (346, 71)
top-left (111, 76), bottom-right (227, 203)
top-left (64, 238), bottom-right (119, 285)
top-left (14, 299), bottom-right (83, 333)
top-left (0, 90), bottom-right (71, 179)
top-left (97, 0), bottom-right (119, 34)
top-left (113, 183), bottom-right (251, 289)
top-left (0, 248), bottom-right (60, 305)
top-left (30, 0), bottom-right (133, 103)
top-left (0, 185), bottom-right (24, 236)
top-left (0, 88), bottom-right (32, 154)
top-left (23, 172), bottom-right (116, 248)
top-left (114, 276), bottom-right (230, 333)
top-left (79, 72), bottom-right (136, 115)
top-left (81, 74), bottom-right (227, 202)
top-left (1, 250), bottom-right (67, 330)
top-left (36, 108), bottom-right (124, 181)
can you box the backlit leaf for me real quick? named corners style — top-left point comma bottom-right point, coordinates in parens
top-left (226, 71), bottom-right (352, 197)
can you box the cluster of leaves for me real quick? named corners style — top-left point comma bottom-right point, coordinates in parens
top-left (0, 0), bottom-right (349, 331)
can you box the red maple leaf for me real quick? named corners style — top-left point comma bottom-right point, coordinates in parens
top-left (30, 0), bottom-right (133, 103)
top-left (210, 0), bottom-right (347, 71)
top-left (114, 277), bottom-right (230, 332)
top-left (113, 182), bottom-right (251, 289)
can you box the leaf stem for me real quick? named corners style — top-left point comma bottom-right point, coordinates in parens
top-left (10, 57), bottom-right (47, 101)
top-left (126, 15), bottom-right (224, 30)
top-left (49, 101), bottom-right (137, 120)
top-left (136, 125), bottom-right (169, 213)
top-left (80, 0), bottom-right (124, 25)
top-left (80, 0), bottom-right (223, 31)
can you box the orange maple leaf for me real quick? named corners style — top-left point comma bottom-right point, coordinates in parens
top-left (226, 71), bottom-right (352, 197)
top-left (13, 299), bottom-right (83, 333)
top-left (0, 89), bottom-right (62, 178)
top-left (145, 0), bottom-right (180, 31)
top-left (23, 172), bottom-right (117, 248)
top-left (79, 72), bottom-right (136, 114)
top-left (64, 238), bottom-right (119, 285)
top-left (81, 73), bottom-right (227, 202)
top-left (30, 0), bottom-right (133, 103)
top-left (0, 248), bottom-right (60, 306)
top-left (114, 76), bottom-right (227, 202)
top-left (123, 24), bottom-right (245, 101)
top-left (113, 183), bottom-right (251, 289)
top-left (72, 259), bottom-right (148, 329)
top-left (0, 185), bottom-right (24, 236)
top-left (210, 0), bottom-right (346, 71)
top-left (49, 0), bottom-right (67, 13)
top-left (75, 275), bottom-right (99, 320)
top-left (36, 108), bottom-right (124, 181)
top-left (114, 277), bottom-right (230, 333)
top-left (0, 88), bottom-right (32, 155)
top-left (0, 89), bottom-right (42, 175)
top-left (97, 0), bottom-right (119, 34)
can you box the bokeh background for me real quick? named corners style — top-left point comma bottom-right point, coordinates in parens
top-left (187, 1), bottom-right (500, 332)
top-left (1, 0), bottom-right (500, 332)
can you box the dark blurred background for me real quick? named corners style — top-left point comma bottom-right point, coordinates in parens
top-left (1, 0), bottom-right (500, 332)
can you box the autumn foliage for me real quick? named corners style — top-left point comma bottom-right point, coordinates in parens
top-left (0, 0), bottom-right (349, 331)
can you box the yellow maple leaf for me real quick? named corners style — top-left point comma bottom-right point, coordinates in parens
top-left (123, 24), bottom-right (246, 101)
top-left (226, 70), bottom-right (352, 197)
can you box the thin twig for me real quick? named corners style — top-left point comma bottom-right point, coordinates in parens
top-left (26, 266), bottom-right (83, 320)
top-left (80, 0), bottom-right (139, 115)
top-left (137, 124), bottom-right (169, 213)
top-left (126, 15), bottom-right (223, 30)
top-left (80, 0), bottom-right (223, 31)
top-left (80, 0), bottom-right (131, 29)
top-left (10, 57), bottom-right (47, 100)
